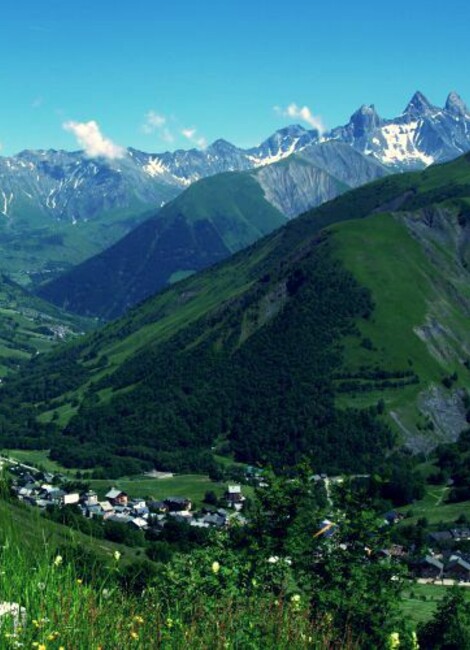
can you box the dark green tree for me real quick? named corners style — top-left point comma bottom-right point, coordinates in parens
top-left (419, 587), bottom-right (470, 649)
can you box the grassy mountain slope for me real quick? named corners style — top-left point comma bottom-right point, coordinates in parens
top-left (0, 195), bottom-right (171, 287)
top-left (2, 154), bottom-right (470, 472)
top-left (36, 174), bottom-right (287, 320)
top-left (0, 274), bottom-right (92, 376)
top-left (333, 208), bottom-right (470, 450)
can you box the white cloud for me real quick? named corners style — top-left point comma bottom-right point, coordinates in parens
top-left (141, 110), bottom-right (175, 144)
top-left (63, 120), bottom-right (125, 159)
top-left (141, 110), bottom-right (207, 149)
top-left (142, 110), bottom-right (166, 133)
top-left (275, 103), bottom-right (325, 134)
top-left (181, 127), bottom-right (207, 149)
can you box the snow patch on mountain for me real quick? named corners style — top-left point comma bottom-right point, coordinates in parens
top-left (1, 191), bottom-right (13, 216)
top-left (143, 157), bottom-right (168, 178)
top-left (246, 140), bottom-right (300, 167)
top-left (379, 121), bottom-right (434, 166)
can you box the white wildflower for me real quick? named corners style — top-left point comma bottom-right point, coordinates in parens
top-left (0, 601), bottom-right (27, 631)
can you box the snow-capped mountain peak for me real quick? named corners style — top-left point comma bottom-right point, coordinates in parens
top-left (0, 91), bottom-right (469, 227)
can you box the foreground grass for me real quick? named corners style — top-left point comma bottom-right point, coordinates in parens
top-left (0, 504), bottom-right (354, 649)
top-left (0, 499), bottom-right (140, 565)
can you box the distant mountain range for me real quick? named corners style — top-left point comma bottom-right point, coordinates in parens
top-left (0, 91), bottom-right (468, 287)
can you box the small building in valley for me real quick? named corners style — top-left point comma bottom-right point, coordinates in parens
top-left (105, 488), bottom-right (129, 507)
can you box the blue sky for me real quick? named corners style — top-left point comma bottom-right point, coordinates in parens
top-left (0, 0), bottom-right (469, 155)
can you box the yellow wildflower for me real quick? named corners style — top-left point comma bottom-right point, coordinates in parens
top-left (133, 615), bottom-right (144, 624)
top-left (290, 593), bottom-right (301, 610)
top-left (53, 555), bottom-right (63, 567)
top-left (76, 579), bottom-right (83, 585)
top-left (130, 630), bottom-right (139, 640)
top-left (389, 632), bottom-right (400, 649)
top-left (114, 550), bottom-right (121, 561)
top-left (211, 561), bottom-right (220, 574)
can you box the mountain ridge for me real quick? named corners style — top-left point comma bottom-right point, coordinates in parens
top-left (1, 90), bottom-right (469, 224)
top-left (36, 141), bottom-right (389, 319)
top-left (0, 90), bottom-right (469, 289)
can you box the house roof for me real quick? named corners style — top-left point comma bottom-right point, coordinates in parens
top-left (450, 528), bottom-right (470, 539)
top-left (227, 485), bottom-right (241, 494)
top-left (447, 557), bottom-right (470, 572)
top-left (202, 513), bottom-right (226, 527)
top-left (99, 501), bottom-right (114, 512)
top-left (106, 488), bottom-right (127, 499)
top-left (50, 489), bottom-right (66, 496)
top-left (86, 505), bottom-right (102, 512)
top-left (107, 514), bottom-right (132, 524)
top-left (131, 517), bottom-right (148, 528)
top-left (422, 555), bottom-right (444, 571)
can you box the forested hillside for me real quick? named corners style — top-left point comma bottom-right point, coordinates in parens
top-left (1, 154), bottom-right (470, 474)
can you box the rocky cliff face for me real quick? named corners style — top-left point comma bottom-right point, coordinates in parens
top-left (329, 91), bottom-right (470, 170)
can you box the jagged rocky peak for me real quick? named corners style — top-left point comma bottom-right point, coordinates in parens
top-left (404, 91), bottom-right (436, 116)
top-left (348, 104), bottom-right (382, 136)
top-left (445, 91), bottom-right (469, 117)
top-left (275, 124), bottom-right (309, 137)
top-left (207, 138), bottom-right (239, 153)
top-left (261, 124), bottom-right (309, 147)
